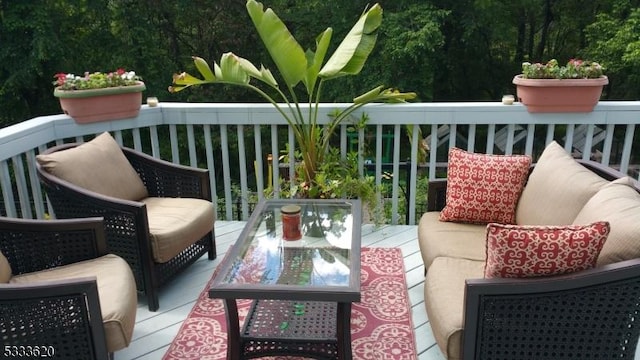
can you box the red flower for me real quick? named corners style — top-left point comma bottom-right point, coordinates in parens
top-left (569, 58), bottom-right (583, 66)
top-left (53, 73), bottom-right (67, 86)
top-left (116, 68), bottom-right (126, 75)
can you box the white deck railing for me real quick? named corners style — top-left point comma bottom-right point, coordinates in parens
top-left (1, 101), bottom-right (638, 225)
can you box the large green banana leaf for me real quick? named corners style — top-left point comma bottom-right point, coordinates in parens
top-left (302, 28), bottom-right (333, 96)
top-left (319, 4), bottom-right (383, 79)
top-left (246, 0), bottom-right (307, 88)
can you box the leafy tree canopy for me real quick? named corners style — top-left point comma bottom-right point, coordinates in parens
top-left (1, 0), bottom-right (638, 127)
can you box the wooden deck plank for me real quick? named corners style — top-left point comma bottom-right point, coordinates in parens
top-left (115, 221), bottom-right (444, 360)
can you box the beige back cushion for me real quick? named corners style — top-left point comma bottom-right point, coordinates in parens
top-left (0, 251), bottom-right (11, 283)
top-left (36, 132), bottom-right (148, 201)
top-left (516, 141), bottom-right (608, 225)
top-left (573, 177), bottom-right (640, 266)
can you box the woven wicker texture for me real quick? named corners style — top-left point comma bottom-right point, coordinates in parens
top-left (125, 149), bottom-right (209, 199)
top-left (1, 294), bottom-right (99, 359)
top-left (37, 142), bottom-right (216, 311)
top-left (0, 224), bottom-right (100, 275)
top-left (242, 300), bottom-right (339, 358)
top-left (474, 279), bottom-right (640, 359)
top-left (0, 218), bottom-right (109, 359)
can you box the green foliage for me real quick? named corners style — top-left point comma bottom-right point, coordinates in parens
top-left (171, 0), bottom-right (416, 188)
top-left (266, 147), bottom-right (386, 224)
top-left (53, 69), bottom-right (141, 90)
top-left (2, 0), bottom-right (639, 129)
top-left (584, 1), bottom-right (640, 98)
top-left (521, 59), bottom-right (605, 79)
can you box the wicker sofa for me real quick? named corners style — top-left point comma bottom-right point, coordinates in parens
top-left (418, 141), bottom-right (640, 360)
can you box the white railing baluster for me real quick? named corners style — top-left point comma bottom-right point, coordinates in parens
top-left (237, 125), bottom-right (249, 219)
top-left (565, 124), bottom-right (575, 154)
top-left (220, 125), bottom-right (233, 220)
top-left (525, 124), bottom-right (535, 156)
top-left (169, 125), bottom-right (179, 163)
top-left (620, 124), bottom-right (635, 175)
top-left (545, 124), bottom-right (555, 148)
top-left (408, 124), bottom-right (420, 225)
top-left (602, 124), bottom-right (615, 167)
top-left (467, 124), bottom-right (476, 152)
top-left (486, 124), bottom-right (496, 154)
top-left (270, 125), bottom-right (280, 199)
top-left (391, 124), bottom-right (401, 225)
top-left (150, 125), bottom-right (161, 158)
top-left (26, 150), bottom-right (45, 219)
top-left (132, 128), bottom-right (142, 151)
top-left (187, 125), bottom-right (197, 167)
top-left (583, 124), bottom-right (595, 161)
top-left (254, 124), bottom-right (264, 202)
top-left (428, 124), bottom-right (438, 181)
top-left (373, 125), bottom-right (382, 222)
top-left (449, 124), bottom-right (458, 149)
top-left (203, 125), bottom-right (217, 207)
top-left (11, 156), bottom-right (31, 218)
top-left (0, 160), bottom-right (16, 218)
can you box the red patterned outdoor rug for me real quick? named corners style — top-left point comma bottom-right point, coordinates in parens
top-left (163, 247), bottom-right (417, 359)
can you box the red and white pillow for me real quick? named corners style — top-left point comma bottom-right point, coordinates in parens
top-left (439, 148), bottom-right (531, 224)
top-left (484, 222), bottom-right (610, 278)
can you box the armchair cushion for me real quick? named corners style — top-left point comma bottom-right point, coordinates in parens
top-left (573, 177), bottom-right (640, 266)
top-left (0, 251), bottom-right (11, 283)
top-left (425, 256), bottom-right (485, 360)
top-left (36, 132), bottom-right (148, 201)
top-left (484, 222), bottom-right (609, 278)
top-left (142, 197), bottom-right (215, 263)
top-left (11, 254), bottom-right (137, 353)
top-left (516, 141), bottom-right (608, 225)
top-left (439, 147), bottom-right (531, 224)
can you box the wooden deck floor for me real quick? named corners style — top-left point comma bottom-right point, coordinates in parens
top-left (114, 221), bottom-right (445, 360)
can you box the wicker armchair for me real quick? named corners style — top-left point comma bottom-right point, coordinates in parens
top-left (0, 217), bottom-right (137, 359)
top-left (425, 160), bottom-right (640, 359)
top-left (36, 132), bottom-right (216, 311)
top-left (462, 258), bottom-right (640, 359)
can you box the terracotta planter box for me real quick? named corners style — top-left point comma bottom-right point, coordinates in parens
top-left (54, 81), bottom-right (146, 123)
top-left (512, 75), bottom-right (608, 113)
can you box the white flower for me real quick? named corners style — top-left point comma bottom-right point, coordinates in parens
top-left (121, 71), bottom-right (137, 80)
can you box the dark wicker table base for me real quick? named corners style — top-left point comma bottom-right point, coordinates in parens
top-left (224, 298), bottom-right (352, 360)
top-left (241, 300), bottom-right (338, 359)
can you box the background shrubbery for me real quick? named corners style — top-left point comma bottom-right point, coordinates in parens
top-left (1, 0), bottom-right (639, 127)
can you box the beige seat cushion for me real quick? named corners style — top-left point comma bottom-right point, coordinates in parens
top-left (417, 212), bottom-right (487, 269)
top-left (0, 251), bottom-right (11, 283)
top-left (11, 254), bottom-right (137, 353)
top-left (516, 141), bottom-right (608, 225)
top-left (143, 197), bottom-right (215, 263)
top-left (36, 132), bottom-right (148, 201)
top-left (425, 256), bottom-right (485, 360)
top-left (572, 177), bottom-right (640, 266)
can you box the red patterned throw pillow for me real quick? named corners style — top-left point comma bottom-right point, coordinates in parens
top-left (439, 147), bottom-right (531, 224)
top-left (484, 222), bottom-right (610, 278)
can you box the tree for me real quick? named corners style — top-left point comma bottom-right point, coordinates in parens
top-left (584, 0), bottom-right (640, 99)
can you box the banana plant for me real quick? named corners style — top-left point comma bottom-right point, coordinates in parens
top-left (170, 0), bottom-right (416, 186)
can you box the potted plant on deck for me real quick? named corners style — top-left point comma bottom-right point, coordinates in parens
top-left (169, 0), bottom-right (415, 222)
top-left (512, 59), bottom-right (608, 113)
top-left (53, 69), bottom-right (146, 123)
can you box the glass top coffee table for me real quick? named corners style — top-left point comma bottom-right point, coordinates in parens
top-left (209, 199), bottom-right (362, 360)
